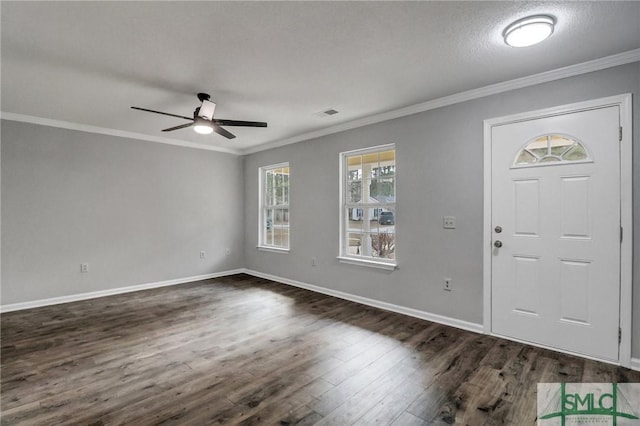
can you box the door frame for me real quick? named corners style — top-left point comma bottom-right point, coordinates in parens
top-left (483, 94), bottom-right (633, 367)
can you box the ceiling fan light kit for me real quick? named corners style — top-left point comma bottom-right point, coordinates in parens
top-left (194, 122), bottom-right (214, 135)
top-left (503, 15), bottom-right (555, 47)
top-left (131, 92), bottom-right (267, 140)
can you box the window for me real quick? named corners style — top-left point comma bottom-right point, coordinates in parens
top-left (340, 145), bottom-right (396, 269)
top-left (513, 134), bottom-right (590, 167)
top-left (259, 163), bottom-right (290, 251)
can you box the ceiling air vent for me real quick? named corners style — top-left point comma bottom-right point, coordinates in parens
top-left (315, 108), bottom-right (339, 118)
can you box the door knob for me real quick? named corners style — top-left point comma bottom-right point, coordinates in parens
top-left (494, 240), bottom-right (503, 248)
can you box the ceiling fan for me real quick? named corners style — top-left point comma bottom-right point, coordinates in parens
top-left (131, 93), bottom-right (267, 139)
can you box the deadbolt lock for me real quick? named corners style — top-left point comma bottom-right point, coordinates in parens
top-left (494, 226), bottom-right (502, 233)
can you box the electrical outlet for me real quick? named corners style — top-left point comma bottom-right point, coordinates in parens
top-left (200, 251), bottom-right (206, 259)
top-left (443, 216), bottom-right (456, 229)
top-left (225, 248), bottom-right (231, 256)
top-left (444, 277), bottom-right (452, 291)
top-left (81, 263), bottom-right (89, 273)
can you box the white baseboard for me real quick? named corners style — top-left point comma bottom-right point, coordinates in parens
top-left (0, 269), bottom-right (244, 313)
top-left (242, 269), bottom-right (483, 334)
top-left (631, 358), bottom-right (640, 372)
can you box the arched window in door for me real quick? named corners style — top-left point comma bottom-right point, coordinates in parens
top-left (513, 134), bottom-right (591, 167)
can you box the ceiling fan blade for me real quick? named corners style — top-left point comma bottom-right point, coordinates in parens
top-left (131, 106), bottom-right (193, 121)
top-left (213, 124), bottom-right (236, 139)
top-left (213, 119), bottom-right (267, 128)
top-left (162, 122), bottom-right (194, 132)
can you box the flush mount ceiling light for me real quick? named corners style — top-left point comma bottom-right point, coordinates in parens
top-left (503, 15), bottom-right (555, 47)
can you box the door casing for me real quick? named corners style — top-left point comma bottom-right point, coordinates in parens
top-left (483, 94), bottom-right (633, 367)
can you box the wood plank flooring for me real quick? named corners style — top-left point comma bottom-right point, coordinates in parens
top-left (2, 274), bottom-right (639, 425)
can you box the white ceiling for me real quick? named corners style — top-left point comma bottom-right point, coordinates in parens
top-left (2, 1), bottom-right (639, 154)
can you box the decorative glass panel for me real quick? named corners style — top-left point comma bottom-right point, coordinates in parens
top-left (512, 135), bottom-right (590, 167)
top-left (539, 156), bottom-right (560, 163)
top-left (515, 150), bottom-right (536, 165)
top-left (563, 144), bottom-right (588, 161)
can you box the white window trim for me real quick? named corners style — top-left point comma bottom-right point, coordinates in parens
top-left (337, 256), bottom-right (397, 271)
top-left (338, 143), bottom-right (397, 270)
top-left (258, 162), bottom-right (290, 251)
top-left (257, 246), bottom-right (290, 254)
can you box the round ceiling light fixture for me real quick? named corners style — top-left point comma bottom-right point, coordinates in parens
top-left (503, 15), bottom-right (555, 47)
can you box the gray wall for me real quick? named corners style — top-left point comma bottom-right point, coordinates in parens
top-left (243, 62), bottom-right (640, 357)
top-left (1, 121), bottom-right (244, 305)
top-left (2, 62), bottom-right (638, 359)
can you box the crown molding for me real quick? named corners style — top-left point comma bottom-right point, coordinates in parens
top-left (2, 49), bottom-right (638, 156)
top-left (0, 112), bottom-right (242, 155)
top-left (241, 48), bottom-right (640, 155)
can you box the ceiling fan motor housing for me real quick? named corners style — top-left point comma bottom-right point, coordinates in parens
top-left (198, 100), bottom-right (216, 120)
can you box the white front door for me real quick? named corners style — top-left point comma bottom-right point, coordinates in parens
top-left (490, 106), bottom-right (621, 361)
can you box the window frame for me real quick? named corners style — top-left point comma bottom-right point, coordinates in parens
top-left (258, 162), bottom-right (290, 253)
top-left (338, 144), bottom-right (397, 270)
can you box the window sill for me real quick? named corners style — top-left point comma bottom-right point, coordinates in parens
top-left (257, 246), bottom-right (290, 254)
top-left (337, 256), bottom-right (397, 271)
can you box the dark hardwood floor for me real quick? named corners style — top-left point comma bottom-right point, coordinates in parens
top-left (2, 274), bottom-right (639, 425)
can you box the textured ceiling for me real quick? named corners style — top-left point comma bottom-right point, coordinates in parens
top-left (2, 1), bottom-right (639, 154)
